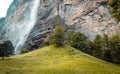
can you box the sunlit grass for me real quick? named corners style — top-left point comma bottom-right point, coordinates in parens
top-left (0, 45), bottom-right (120, 74)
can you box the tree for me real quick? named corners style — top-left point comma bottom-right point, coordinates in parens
top-left (93, 34), bottom-right (102, 58)
top-left (102, 34), bottom-right (112, 62)
top-left (110, 35), bottom-right (120, 63)
top-left (53, 25), bottom-right (65, 46)
top-left (103, 49), bottom-right (112, 62)
top-left (108, 0), bottom-right (120, 21)
top-left (84, 40), bottom-right (95, 55)
top-left (71, 32), bottom-right (87, 50)
top-left (0, 40), bottom-right (14, 60)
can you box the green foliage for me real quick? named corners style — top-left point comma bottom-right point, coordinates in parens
top-left (91, 34), bottom-right (120, 63)
top-left (93, 34), bottom-right (102, 58)
top-left (110, 35), bottom-right (120, 63)
top-left (43, 24), bottom-right (120, 64)
top-left (0, 40), bottom-right (14, 60)
top-left (102, 49), bottom-right (112, 62)
top-left (108, 0), bottom-right (120, 21)
top-left (102, 34), bottom-right (112, 62)
top-left (83, 40), bottom-right (94, 55)
top-left (71, 32), bottom-right (81, 49)
top-left (102, 34), bottom-right (109, 47)
top-left (71, 32), bottom-right (87, 50)
top-left (53, 25), bottom-right (65, 46)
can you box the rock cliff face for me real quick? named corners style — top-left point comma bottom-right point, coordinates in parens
top-left (0, 18), bottom-right (5, 28)
top-left (0, 0), bottom-right (120, 50)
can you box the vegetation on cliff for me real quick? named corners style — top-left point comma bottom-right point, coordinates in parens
top-left (108, 0), bottom-right (120, 21)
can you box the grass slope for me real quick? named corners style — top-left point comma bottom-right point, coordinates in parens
top-left (0, 45), bottom-right (120, 74)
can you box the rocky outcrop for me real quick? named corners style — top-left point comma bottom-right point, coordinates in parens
top-left (35, 0), bottom-right (119, 39)
top-left (58, 0), bottom-right (119, 39)
top-left (0, 0), bottom-right (120, 50)
top-left (24, 16), bottom-right (67, 50)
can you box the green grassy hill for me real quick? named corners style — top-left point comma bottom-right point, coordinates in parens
top-left (0, 45), bottom-right (120, 74)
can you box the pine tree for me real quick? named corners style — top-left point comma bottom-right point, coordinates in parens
top-left (110, 35), bottom-right (120, 63)
top-left (71, 32), bottom-right (87, 50)
top-left (102, 34), bottom-right (111, 62)
top-left (93, 34), bottom-right (102, 58)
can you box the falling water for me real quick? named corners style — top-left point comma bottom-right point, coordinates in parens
top-left (1, 0), bottom-right (40, 54)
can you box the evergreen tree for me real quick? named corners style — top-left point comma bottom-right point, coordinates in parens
top-left (71, 32), bottom-right (87, 50)
top-left (84, 40), bottom-right (94, 55)
top-left (110, 35), bottom-right (120, 63)
top-left (93, 34), bottom-right (102, 58)
top-left (102, 34), bottom-right (112, 62)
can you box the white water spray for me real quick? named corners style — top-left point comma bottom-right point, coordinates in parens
top-left (2, 0), bottom-right (40, 54)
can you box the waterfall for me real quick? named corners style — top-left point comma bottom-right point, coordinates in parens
top-left (1, 0), bottom-right (40, 54)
